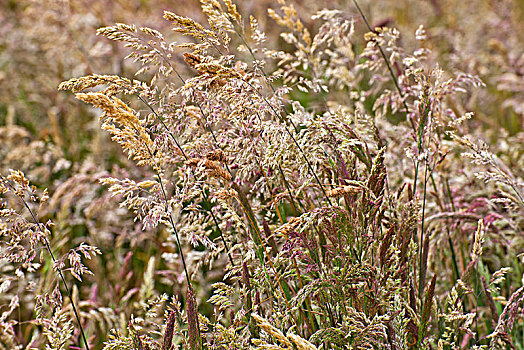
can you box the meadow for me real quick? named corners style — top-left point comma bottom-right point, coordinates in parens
top-left (0, 0), bottom-right (523, 349)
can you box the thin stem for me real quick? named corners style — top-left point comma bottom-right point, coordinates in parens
top-left (350, 0), bottom-right (421, 194)
top-left (5, 181), bottom-right (91, 350)
top-left (418, 157), bottom-right (429, 302)
top-left (240, 121), bottom-right (314, 334)
top-left (156, 173), bottom-right (191, 287)
top-left (232, 25), bottom-right (334, 236)
top-left (140, 33), bottom-right (332, 245)
top-left (444, 177), bottom-right (461, 282)
top-left (136, 93), bottom-right (235, 267)
top-left (351, 1), bottom-right (441, 312)
top-left (278, 164), bottom-right (300, 214)
top-left (200, 22), bottom-right (332, 206)
top-left (232, 190), bottom-right (302, 334)
top-left (123, 117), bottom-right (193, 289)
top-left (110, 44), bottom-right (235, 267)
top-left (240, 78), bottom-right (333, 206)
top-left (91, 76), bottom-right (234, 268)
top-left (231, 23), bottom-right (334, 203)
top-left (351, 0), bottom-right (414, 130)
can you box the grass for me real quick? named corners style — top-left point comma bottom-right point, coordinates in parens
top-left (0, 0), bottom-right (523, 349)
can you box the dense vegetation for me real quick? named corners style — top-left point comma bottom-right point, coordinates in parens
top-left (1, 0), bottom-right (523, 349)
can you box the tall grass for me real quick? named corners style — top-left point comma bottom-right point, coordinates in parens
top-left (1, 0), bottom-right (523, 349)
